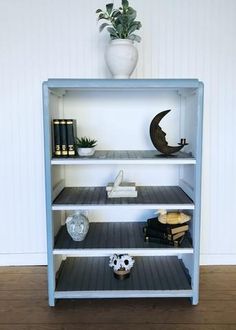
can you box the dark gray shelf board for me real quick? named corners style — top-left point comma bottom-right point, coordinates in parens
top-left (55, 256), bottom-right (191, 292)
top-left (53, 186), bottom-right (193, 206)
top-left (54, 222), bottom-right (192, 250)
top-left (52, 150), bottom-right (195, 162)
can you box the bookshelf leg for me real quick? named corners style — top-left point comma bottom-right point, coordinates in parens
top-left (190, 295), bottom-right (199, 305)
top-left (49, 296), bottom-right (55, 307)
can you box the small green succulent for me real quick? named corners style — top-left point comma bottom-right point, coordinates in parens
top-left (75, 137), bottom-right (97, 148)
top-left (96, 0), bottom-right (142, 42)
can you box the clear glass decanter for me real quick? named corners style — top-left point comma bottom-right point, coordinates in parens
top-left (66, 211), bottom-right (89, 241)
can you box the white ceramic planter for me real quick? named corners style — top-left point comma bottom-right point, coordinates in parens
top-left (77, 147), bottom-right (95, 157)
top-left (105, 39), bottom-right (138, 79)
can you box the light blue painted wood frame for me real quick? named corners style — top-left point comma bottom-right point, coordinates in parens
top-left (42, 78), bottom-right (204, 306)
top-left (45, 78), bottom-right (200, 90)
top-left (191, 82), bottom-right (204, 305)
top-left (43, 82), bottom-right (55, 306)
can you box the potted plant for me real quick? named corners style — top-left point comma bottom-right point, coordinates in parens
top-left (75, 137), bottom-right (97, 157)
top-left (109, 254), bottom-right (135, 280)
top-left (96, 0), bottom-right (142, 78)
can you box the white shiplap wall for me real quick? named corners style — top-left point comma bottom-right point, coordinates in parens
top-left (0, 0), bottom-right (235, 265)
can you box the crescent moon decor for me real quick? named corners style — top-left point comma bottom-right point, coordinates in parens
top-left (149, 110), bottom-right (187, 155)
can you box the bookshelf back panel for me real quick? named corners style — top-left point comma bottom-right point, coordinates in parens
top-left (49, 93), bottom-right (64, 118)
top-left (52, 166), bottom-right (64, 190)
top-left (179, 165), bottom-right (195, 197)
top-left (182, 93), bottom-right (198, 158)
top-left (61, 90), bottom-right (196, 150)
top-left (61, 209), bottom-right (157, 223)
top-left (57, 208), bottom-right (192, 225)
top-left (63, 164), bottom-right (180, 187)
top-left (49, 94), bottom-right (64, 156)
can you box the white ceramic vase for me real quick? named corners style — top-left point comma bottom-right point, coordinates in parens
top-left (105, 39), bottom-right (138, 79)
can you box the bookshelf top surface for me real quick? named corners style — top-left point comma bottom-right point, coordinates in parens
top-left (44, 78), bottom-right (203, 93)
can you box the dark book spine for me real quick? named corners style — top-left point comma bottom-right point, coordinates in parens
top-left (145, 236), bottom-right (180, 247)
top-left (147, 219), bottom-right (172, 234)
top-left (59, 119), bottom-right (68, 156)
top-left (147, 218), bottom-right (188, 235)
top-left (143, 226), bottom-right (171, 240)
top-left (66, 119), bottom-right (76, 156)
top-left (53, 119), bottom-right (61, 156)
top-left (144, 226), bottom-right (186, 241)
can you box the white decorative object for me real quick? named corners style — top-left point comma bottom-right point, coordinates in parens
top-left (66, 211), bottom-right (89, 241)
top-left (107, 170), bottom-right (138, 198)
top-left (106, 182), bottom-right (136, 192)
top-left (105, 39), bottom-right (138, 79)
top-left (108, 190), bottom-right (137, 198)
top-left (77, 147), bottom-right (95, 157)
top-left (96, 1), bottom-right (141, 79)
top-left (109, 254), bottom-right (135, 280)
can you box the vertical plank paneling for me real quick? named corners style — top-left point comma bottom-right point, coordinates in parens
top-left (0, 0), bottom-right (235, 265)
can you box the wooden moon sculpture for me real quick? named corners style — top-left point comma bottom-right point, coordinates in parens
top-left (150, 110), bottom-right (184, 155)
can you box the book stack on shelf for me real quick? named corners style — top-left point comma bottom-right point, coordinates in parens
top-left (143, 216), bottom-right (190, 247)
top-left (53, 119), bottom-right (76, 157)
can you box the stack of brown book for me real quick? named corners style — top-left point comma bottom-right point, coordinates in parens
top-left (143, 217), bottom-right (189, 247)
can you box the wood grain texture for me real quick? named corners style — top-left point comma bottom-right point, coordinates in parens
top-left (0, 326), bottom-right (236, 330)
top-left (54, 222), bottom-right (192, 250)
top-left (53, 186), bottom-right (193, 206)
top-left (55, 257), bottom-right (191, 292)
top-left (0, 266), bottom-right (235, 329)
top-left (52, 150), bottom-right (195, 162)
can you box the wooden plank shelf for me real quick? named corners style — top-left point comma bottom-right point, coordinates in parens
top-left (55, 256), bottom-right (192, 299)
top-left (52, 186), bottom-right (194, 210)
top-left (54, 222), bottom-right (193, 256)
top-left (51, 150), bottom-right (196, 165)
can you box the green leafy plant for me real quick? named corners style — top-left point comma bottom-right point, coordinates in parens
top-left (75, 137), bottom-right (97, 148)
top-left (96, 0), bottom-right (142, 42)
